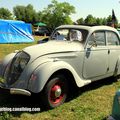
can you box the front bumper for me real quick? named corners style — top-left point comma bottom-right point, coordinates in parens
top-left (0, 82), bottom-right (31, 96)
top-left (10, 88), bottom-right (31, 96)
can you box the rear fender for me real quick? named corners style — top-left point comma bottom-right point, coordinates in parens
top-left (114, 56), bottom-right (120, 76)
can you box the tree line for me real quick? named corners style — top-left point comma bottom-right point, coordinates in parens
top-left (76, 15), bottom-right (118, 27)
top-left (0, 0), bottom-right (119, 30)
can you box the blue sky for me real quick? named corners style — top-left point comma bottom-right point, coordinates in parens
top-left (0, 0), bottom-right (120, 22)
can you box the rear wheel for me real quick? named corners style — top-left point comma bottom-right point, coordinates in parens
top-left (42, 75), bottom-right (68, 109)
top-left (114, 75), bottom-right (120, 82)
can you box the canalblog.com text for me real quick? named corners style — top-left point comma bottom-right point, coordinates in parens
top-left (0, 107), bottom-right (41, 112)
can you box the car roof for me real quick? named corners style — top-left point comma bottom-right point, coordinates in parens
top-left (56, 25), bottom-right (117, 33)
top-left (56, 25), bottom-right (91, 31)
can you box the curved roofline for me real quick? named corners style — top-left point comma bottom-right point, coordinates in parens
top-left (56, 25), bottom-right (118, 32)
top-left (56, 25), bottom-right (91, 31)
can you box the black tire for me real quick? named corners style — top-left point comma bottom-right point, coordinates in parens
top-left (42, 75), bottom-right (68, 109)
top-left (114, 75), bottom-right (120, 82)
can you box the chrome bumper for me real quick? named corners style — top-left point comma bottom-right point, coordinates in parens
top-left (10, 88), bottom-right (31, 96)
top-left (0, 82), bottom-right (31, 96)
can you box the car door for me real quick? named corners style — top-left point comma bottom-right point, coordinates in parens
top-left (106, 31), bottom-right (120, 74)
top-left (83, 31), bottom-right (109, 79)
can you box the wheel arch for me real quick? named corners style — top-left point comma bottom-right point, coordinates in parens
top-left (28, 61), bottom-right (81, 93)
top-left (28, 60), bottom-right (91, 93)
top-left (44, 69), bottom-right (77, 91)
top-left (40, 69), bottom-right (77, 109)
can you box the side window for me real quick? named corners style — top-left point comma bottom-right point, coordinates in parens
top-left (51, 29), bottom-right (69, 40)
top-left (107, 31), bottom-right (120, 45)
top-left (88, 31), bottom-right (106, 46)
top-left (70, 29), bottom-right (83, 41)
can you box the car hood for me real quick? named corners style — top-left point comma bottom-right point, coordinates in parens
top-left (23, 40), bottom-right (84, 61)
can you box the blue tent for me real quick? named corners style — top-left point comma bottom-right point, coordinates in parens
top-left (0, 20), bottom-right (34, 43)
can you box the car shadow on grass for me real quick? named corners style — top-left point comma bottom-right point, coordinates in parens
top-left (67, 77), bottom-right (117, 102)
top-left (0, 90), bottom-right (45, 117)
top-left (0, 77), bottom-right (117, 118)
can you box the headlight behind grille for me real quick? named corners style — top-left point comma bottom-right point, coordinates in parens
top-left (7, 51), bottom-right (30, 85)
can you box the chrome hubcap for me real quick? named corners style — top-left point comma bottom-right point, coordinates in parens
top-left (55, 87), bottom-right (62, 97)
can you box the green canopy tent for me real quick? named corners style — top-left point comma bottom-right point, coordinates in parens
top-left (33, 22), bottom-right (50, 36)
top-left (34, 22), bottom-right (46, 26)
top-left (34, 22), bottom-right (47, 32)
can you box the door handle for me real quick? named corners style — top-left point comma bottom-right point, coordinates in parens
top-left (108, 49), bottom-right (110, 54)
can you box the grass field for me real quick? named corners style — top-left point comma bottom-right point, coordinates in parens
top-left (0, 36), bottom-right (120, 120)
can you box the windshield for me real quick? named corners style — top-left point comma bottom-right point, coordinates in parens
top-left (51, 28), bottom-right (88, 42)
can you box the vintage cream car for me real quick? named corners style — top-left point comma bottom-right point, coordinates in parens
top-left (0, 25), bottom-right (120, 108)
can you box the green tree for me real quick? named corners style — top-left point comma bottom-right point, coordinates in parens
top-left (84, 14), bottom-right (96, 25)
top-left (76, 18), bottom-right (84, 25)
top-left (0, 8), bottom-right (13, 19)
top-left (13, 5), bottom-right (26, 21)
top-left (102, 18), bottom-right (107, 25)
top-left (96, 18), bottom-right (103, 25)
top-left (106, 15), bottom-right (112, 24)
top-left (41, 0), bottom-right (75, 29)
top-left (106, 15), bottom-right (118, 27)
top-left (76, 14), bottom-right (119, 27)
top-left (13, 4), bottom-right (39, 23)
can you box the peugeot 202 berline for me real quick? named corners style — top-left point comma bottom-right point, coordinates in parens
top-left (0, 25), bottom-right (120, 109)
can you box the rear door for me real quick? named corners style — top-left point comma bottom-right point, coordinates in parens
top-left (106, 31), bottom-right (120, 74)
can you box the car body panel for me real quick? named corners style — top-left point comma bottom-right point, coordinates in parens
top-left (83, 46), bottom-right (109, 79)
top-left (23, 40), bottom-right (83, 62)
top-left (108, 46), bottom-right (120, 74)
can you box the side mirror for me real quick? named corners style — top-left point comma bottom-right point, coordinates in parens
top-left (90, 40), bottom-right (97, 48)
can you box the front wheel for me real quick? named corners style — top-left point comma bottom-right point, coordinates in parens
top-left (42, 75), bottom-right (68, 109)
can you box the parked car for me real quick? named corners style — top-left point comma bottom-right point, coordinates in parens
top-left (34, 26), bottom-right (51, 36)
top-left (107, 90), bottom-right (120, 120)
top-left (0, 25), bottom-right (120, 109)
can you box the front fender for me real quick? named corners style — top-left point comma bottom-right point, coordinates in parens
top-left (28, 60), bottom-right (91, 93)
top-left (0, 52), bottom-right (16, 77)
